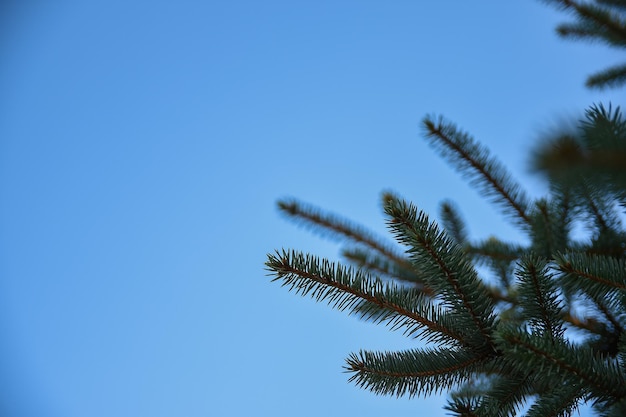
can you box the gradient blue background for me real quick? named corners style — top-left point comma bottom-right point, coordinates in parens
top-left (1, 1), bottom-right (620, 416)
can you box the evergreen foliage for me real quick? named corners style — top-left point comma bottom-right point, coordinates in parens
top-left (543, 0), bottom-right (626, 88)
top-left (266, 2), bottom-right (626, 416)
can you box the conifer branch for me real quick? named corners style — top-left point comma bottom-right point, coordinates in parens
top-left (551, 0), bottom-right (626, 41)
top-left (555, 185), bottom-right (573, 229)
top-left (587, 63), bottom-right (626, 88)
top-left (530, 199), bottom-right (570, 259)
top-left (516, 256), bottom-right (564, 339)
top-left (547, 0), bottom-right (626, 88)
top-left (277, 199), bottom-right (410, 268)
top-left (384, 198), bottom-right (498, 353)
top-left (266, 250), bottom-right (465, 345)
top-left (422, 116), bottom-right (531, 227)
top-left (268, 21), bottom-right (626, 411)
top-left (439, 200), bottom-right (469, 245)
top-left (445, 397), bottom-right (482, 417)
top-left (592, 297), bottom-right (624, 335)
top-left (557, 22), bottom-right (610, 40)
top-left (476, 373), bottom-right (535, 417)
top-left (469, 237), bottom-right (524, 289)
top-left (586, 192), bottom-right (612, 233)
top-left (468, 238), bottom-right (524, 264)
top-left (341, 247), bottom-right (433, 294)
top-left (582, 103), bottom-right (626, 144)
top-left (556, 252), bottom-right (626, 294)
top-left (525, 383), bottom-right (584, 417)
top-left (345, 348), bottom-right (486, 398)
top-left (498, 330), bottom-right (626, 400)
top-left (532, 105), bottom-right (626, 202)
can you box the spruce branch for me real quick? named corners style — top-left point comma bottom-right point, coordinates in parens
top-left (587, 193), bottom-right (612, 234)
top-left (532, 105), bottom-right (626, 200)
top-left (516, 255), bottom-right (565, 339)
top-left (593, 298), bottom-right (624, 334)
top-left (345, 348), bottom-right (486, 398)
top-left (531, 133), bottom-right (587, 184)
top-left (557, 22), bottom-right (612, 41)
top-left (422, 115), bottom-right (531, 227)
top-left (439, 200), bottom-right (469, 245)
top-left (551, 0), bottom-right (626, 41)
top-left (546, 0), bottom-right (626, 88)
top-left (586, 299), bottom-right (624, 357)
top-left (556, 252), bottom-right (626, 297)
top-left (525, 383), bottom-right (585, 417)
top-left (277, 198), bottom-right (409, 267)
top-left (594, 398), bottom-right (626, 417)
top-left (445, 397), bottom-right (482, 417)
top-left (468, 238), bottom-right (524, 265)
top-left (553, 184), bottom-right (574, 249)
top-left (531, 201), bottom-right (558, 259)
top-left (587, 63), bottom-right (626, 88)
top-left (468, 237), bottom-right (524, 289)
top-left (266, 249), bottom-right (465, 345)
top-left (340, 247), bottom-right (432, 293)
top-left (582, 104), bottom-right (626, 162)
top-left (471, 373), bottom-right (536, 417)
top-left (384, 197), bottom-right (498, 353)
top-left (530, 198), bottom-right (572, 259)
top-left (497, 329), bottom-right (626, 400)
top-left (267, 14), bottom-right (626, 412)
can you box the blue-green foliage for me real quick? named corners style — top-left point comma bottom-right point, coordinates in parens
top-left (266, 2), bottom-right (626, 415)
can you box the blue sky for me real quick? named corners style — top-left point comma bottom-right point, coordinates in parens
top-left (0, 1), bottom-right (621, 416)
